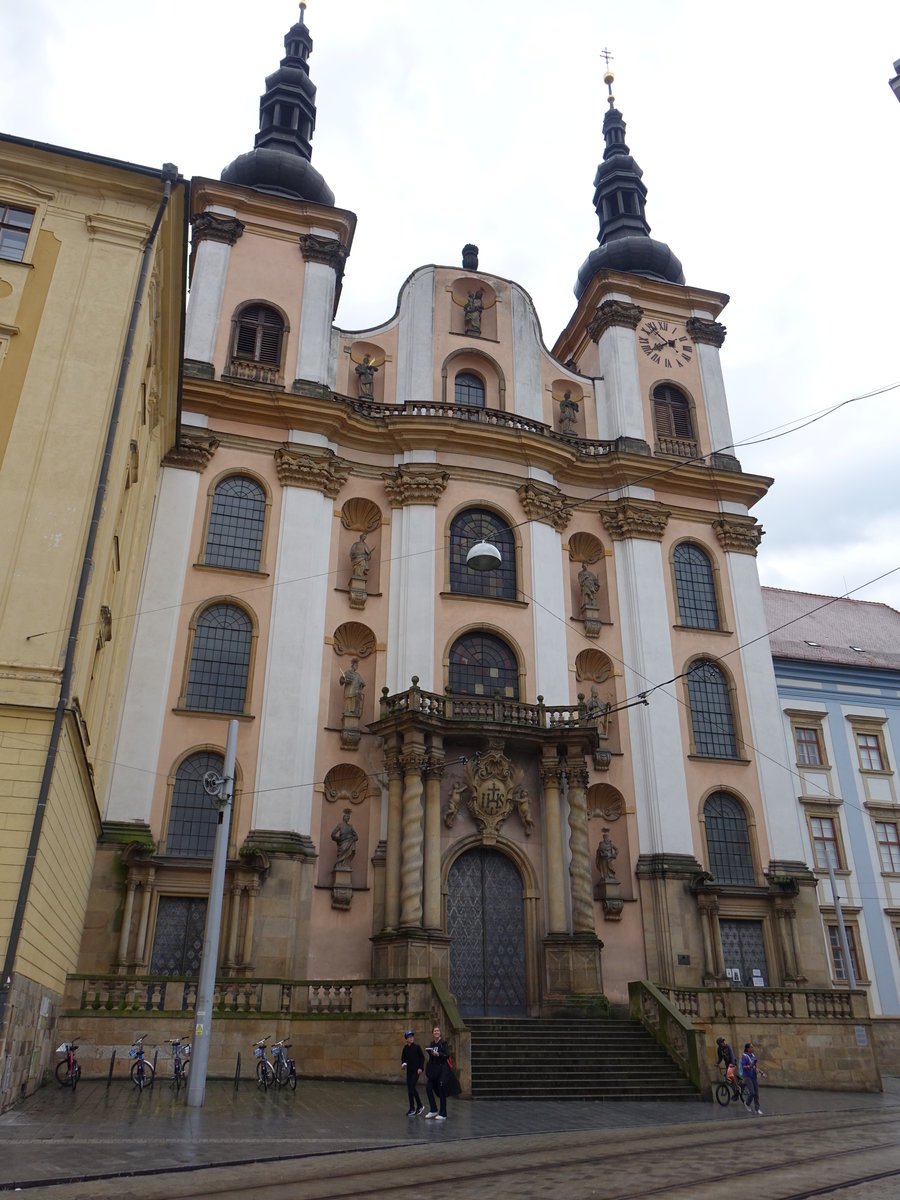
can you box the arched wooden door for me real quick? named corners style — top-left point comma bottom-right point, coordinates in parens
top-left (447, 848), bottom-right (527, 1017)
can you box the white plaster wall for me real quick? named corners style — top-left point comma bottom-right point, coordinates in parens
top-left (529, 521), bottom-right (569, 705)
top-left (511, 288), bottom-right (543, 421)
top-left (614, 537), bottom-right (693, 854)
top-left (295, 256), bottom-right (338, 384)
top-left (104, 467), bottom-right (199, 822)
top-left (695, 342), bottom-right (735, 456)
top-left (253, 486), bottom-right (333, 833)
top-left (727, 552), bottom-right (807, 861)
top-left (385, 504), bottom-right (437, 693)
top-left (183, 209), bottom-right (236, 364)
top-left (596, 325), bottom-right (644, 442)
top-left (396, 269), bottom-right (435, 403)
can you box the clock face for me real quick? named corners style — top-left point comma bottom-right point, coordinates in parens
top-left (638, 320), bottom-right (693, 369)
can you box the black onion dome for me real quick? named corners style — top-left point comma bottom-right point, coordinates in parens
top-left (575, 78), bottom-right (683, 298)
top-left (221, 4), bottom-right (334, 204)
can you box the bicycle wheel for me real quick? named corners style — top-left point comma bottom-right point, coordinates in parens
top-left (714, 1081), bottom-right (732, 1107)
top-left (55, 1060), bottom-right (71, 1086)
top-left (256, 1059), bottom-right (272, 1090)
top-left (70, 1061), bottom-right (81, 1091)
top-left (131, 1060), bottom-right (155, 1090)
top-left (287, 1065), bottom-right (297, 1091)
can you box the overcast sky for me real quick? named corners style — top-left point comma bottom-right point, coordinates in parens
top-left (3, 0), bottom-right (899, 612)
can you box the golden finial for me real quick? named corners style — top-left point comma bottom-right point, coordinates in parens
top-left (600, 48), bottom-right (615, 107)
top-left (299, 1), bottom-right (307, 23)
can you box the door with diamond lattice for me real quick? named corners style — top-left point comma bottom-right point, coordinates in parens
top-left (149, 897), bottom-right (207, 976)
top-left (447, 849), bottom-right (526, 1017)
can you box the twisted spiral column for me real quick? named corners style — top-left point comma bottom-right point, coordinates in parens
top-left (540, 751), bottom-right (567, 934)
top-left (399, 735), bottom-right (427, 928)
top-left (565, 758), bottom-right (595, 934)
top-left (423, 743), bottom-right (445, 931)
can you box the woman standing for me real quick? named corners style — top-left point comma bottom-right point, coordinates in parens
top-left (424, 1025), bottom-right (460, 1119)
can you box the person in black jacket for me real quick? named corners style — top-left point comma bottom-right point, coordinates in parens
top-left (716, 1035), bottom-right (739, 1098)
top-left (424, 1025), bottom-right (458, 1119)
top-left (400, 1030), bottom-right (425, 1116)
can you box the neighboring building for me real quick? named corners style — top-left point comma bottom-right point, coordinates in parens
top-left (76, 10), bottom-right (833, 1034)
top-left (0, 135), bottom-right (186, 1106)
top-left (764, 587), bottom-right (900, 1013)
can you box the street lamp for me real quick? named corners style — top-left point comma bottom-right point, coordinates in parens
top-left (466, 540), bottom-right (502, 571)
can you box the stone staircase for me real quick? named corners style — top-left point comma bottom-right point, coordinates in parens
top-left (467, 1016), bottom-right (700, 1100)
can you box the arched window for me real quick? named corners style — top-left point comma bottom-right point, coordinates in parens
top-left (185, 603), bottom-right (253, 713)
top-left (686, 660), bottom-right (738, 758)
top-left (449, 632), bottom-right (519, 699)
top-left (166, 751), bottom-right (224, 857)
top-left (204, 476), bottom-right (266, 572)
top-left (449, 508), bottom-right (516, 601)
top-left (454, 371), bottom-right (485, 408)
top-left (652, 384), bottom-right (696, 453)
top-left (673, 543), bottom-right (720, 629)
top-left (234, 304), bottom-right (284, 366)
top-left (704, 791), bottom-right (755, 884)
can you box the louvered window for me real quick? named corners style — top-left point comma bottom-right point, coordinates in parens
top-left (234, 305), bottom-right (284, 365)
top-left (653, 384), bottom-right (694, 439)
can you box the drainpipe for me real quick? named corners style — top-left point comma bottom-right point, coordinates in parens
top-left (0, 164), bottom-right (181, 1044)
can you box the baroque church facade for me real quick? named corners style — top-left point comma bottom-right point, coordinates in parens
top-left (78, 8), bottom-right (834, 1021)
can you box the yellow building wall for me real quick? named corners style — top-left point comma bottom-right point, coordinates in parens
top-left (0, 711), bottom-right (51, 963)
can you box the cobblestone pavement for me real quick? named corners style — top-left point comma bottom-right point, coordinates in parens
top-left (2, 1076), bottom-right (900, 1197)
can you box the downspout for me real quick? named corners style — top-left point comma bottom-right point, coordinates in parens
top-left (0, 163), bottom-right (181, 1040)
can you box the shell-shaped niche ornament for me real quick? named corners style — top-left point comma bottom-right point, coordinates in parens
top-left (340, 497), bottom-right (382, 534)
top-left (323, 763), bottom-right (370, 806)
top-left (575, 649), bottom-right (613, 683)
top-left (333, 622), bottom-right (376, 658)
top-left (568, 531), bottom-right (604, 565)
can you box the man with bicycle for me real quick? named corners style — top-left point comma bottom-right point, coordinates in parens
top-left (715, 1035), bottom-right (740, 1099)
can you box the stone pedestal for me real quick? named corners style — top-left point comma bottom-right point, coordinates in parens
top-left (371, 929), bottom-right (451, 982)
top-left (331, 866), bottom-right (353, 910)
top-left (340, 713), bottom-right (360, 751)
top-left (582, 602), bottom-right (602, 638)
top-left (542, 933), bottom-right (603, 999)
top-left (594, 878), bottom-right (624, 920)
top-left (349, 577), bottom-right (367, 609)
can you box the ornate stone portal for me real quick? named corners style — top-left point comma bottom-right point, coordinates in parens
top-left (442, 744), bottom-right (534, 839)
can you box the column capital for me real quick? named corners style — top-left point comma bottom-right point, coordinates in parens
top-left (599, 498), bottom-right (670, 542)
top-left (275, 445), bottom-right (352, 498)
top-left (713, 516), bottom-right (763, 555)
top-left (424, 754), bottom-right (446, 780)
top-left (586, 299), bottom-right (644, 341)
top-left (191, 211), bottom-right (244, 246)
top-left (686, 316), bottom-right (727, 348)
top-left (516, 480), bottom-right (571, 532)
top-left (299, 233), bottom-right (349, 273)
top-left (382, 464), bottom-right (449, 507)
top-left (400, 748), bottom-right (429, 775)
top-left (162, 433), bottom-right (219, 472)
top-left (539, 760), bottom-right (561, 788)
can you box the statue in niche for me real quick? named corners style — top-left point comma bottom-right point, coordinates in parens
top-left (349, 531), bottom-right (373, 582)
top-left (339, 658), bottom-right (365, 717)
top-left (355, 354), bottom-right (376, 399)
top-left (464, 289), bottom-right (484, 336)
top-left (512, 786), bottom-right (534, 836)
top-left (596, 828), bottom-right (619, 879)
top-left (331, 808), bottom-right (359, 868)
top-left (578, 562), bottom-right (600, 612)
top-left (444, 780), bottom-right (465, 829)
top-left (559, 390), bottom-right (579, 435)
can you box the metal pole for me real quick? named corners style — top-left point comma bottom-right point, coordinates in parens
top-left (826, 858), bottom-right (857, 990)
top-left (187, 719), bottom-right (237, 1107)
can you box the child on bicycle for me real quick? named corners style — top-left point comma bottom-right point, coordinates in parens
top-left (715, 1035), bottom-right (739, 1098)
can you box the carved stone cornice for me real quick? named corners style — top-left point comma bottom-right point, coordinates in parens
top-left (586, 299), bottom-right (643, 342)
top-left (686, 317), bottom-right (727, 348)
top-left (382, 464), bottom-right (449, 507)
top-left (162, 434), bottom-right (220, 472)
top-left (191, 212), bottom-right (245, 246)
top-left (274, 445), bottom-right (352, 498)
top-left (713, 517), bottom-right (763, 555)
top-left (299, 233), bottom-right (348, 273)
top-left (599, 499), bottom-right (670, 542)
top-left (516, 480), bottom-right (572, 532)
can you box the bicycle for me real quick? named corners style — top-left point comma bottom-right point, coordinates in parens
top-left (55, 1040), bottom-right (81, 1091)
top-left (168, 1036), bottom-right (191, 1091)
top-left (272, 1039), bottom-right (297, 1090)
top-left (714, 1065), bottom-right (748, 1107)
top-left (129, 1034), bottom-right (155, 1090)
top-left (253, 1036), bottom-right (276, 1090)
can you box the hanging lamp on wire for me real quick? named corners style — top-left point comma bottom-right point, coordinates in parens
top-left (466, 539), bottom-right (502, 572)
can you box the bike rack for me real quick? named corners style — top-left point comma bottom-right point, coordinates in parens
top-left (233, 1052), bottom-right (241, 1090)
top-left (106, 1049), bottom-right (116, 1089)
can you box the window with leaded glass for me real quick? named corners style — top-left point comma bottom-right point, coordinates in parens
top-left (185, 603), bottom-right (253, 713)
top-left (703, 791), bottom-right (755, 884)
top-left (204, 476), bottom-right (266, 571)
top-left (876, 821), bottom-right (900, 872)
top-left (454, 371), bottom-right (485, 408)
top-left (449, 509), bottom-right (516, 601)
top-left (652, 384), bottom-right (694, 441)
top-left (795, 726), bottom-right (823, 766)
top-left (828, 924), bottom-right (861, 983)
top-left (0, 204), bottom-right (34, 262)
top-left (856, 731), bottom-right (886, 772)
top-left (673, 542), bottom-right (719, 629)
top-left (165, 751), bottom-right (224, 857)
top-left (448, 632), bottom-right (519, 699)
top-left (686, 660), bottom-right (738, 758)
top-left (234, 304), bottom-right (284, 365)
top-left (810, 815), bottom-right (840, 870)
